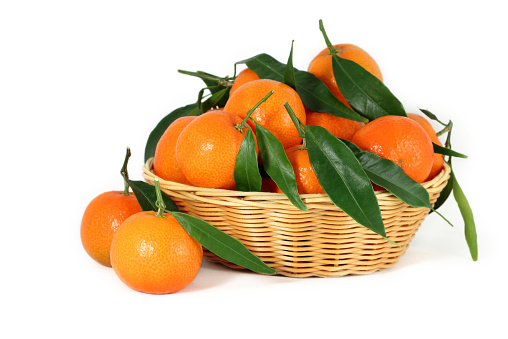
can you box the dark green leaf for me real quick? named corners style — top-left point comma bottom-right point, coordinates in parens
top-left (433, 143), bottom-right (468, 159)
top-left (331, 54), bottom-right (406, 120)
top-left (305, 125), bottom-right (387, 239)
top-left (171, 212), bottom-right (276, 274)
top-left (238, 53), bottom-right (366, 122)
top-left (432, 161), bottom-right (454, 211)
top-left (234, 128), bottom-right (262, 192)
top-left (284, 41), bottom-right (296, 89)
top-left (144, 103), bottom-right (197, 162)
top-left (125, 178), bottom-right (180, 212)
top-left (451, 170), bottom-right (478, 261)
top-left (255, 122), bottom-right (307, 212)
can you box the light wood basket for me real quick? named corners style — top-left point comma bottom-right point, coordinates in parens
top-left (142, 159), bottom-right (450, 278)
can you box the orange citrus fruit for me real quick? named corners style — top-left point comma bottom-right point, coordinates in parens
top-left (110, 211), bottom-right (203, 294)
top-left (306, 107), bottom-right (364, 141)
top-left (308, 43), bottom-right (383, 108)
top-left (351, 115), bottom-right (434, 183)
top-left (224, 79), bottom-right (306, 149)
top-left (81, 191), bottom-right (142, 267)
top-left (230, 68), bottom-right (259, 96)
top-left (175, 109), bottom-right (256, 190)
top-left (153, 116), bottom-right (196, 185)
top-left (407, 113), bottom-right (445, 180)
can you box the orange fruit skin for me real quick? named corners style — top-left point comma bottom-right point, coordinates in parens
top-left (81, 191), bottom-right (142, 267)
top-left (175, 109), bottom-right (256, 190)
top-left (308, 44), bottom-right (383, 108)
top-left (306, 108), bottom-right (364, 141)
top-left (224, 79), bottom-right (306, 149)
top-left (407, 113), bottom-right (445, 180)
top-left (230, 68), bottom-right (259, 96)
top-left (153, 116), bottom-right (196, 185)
top-left (110, 211), bottom-right (203, 295)
top-left (351, 115), bottom-right (434, 183)
top-left (275, 145), bottom-right (325, 194)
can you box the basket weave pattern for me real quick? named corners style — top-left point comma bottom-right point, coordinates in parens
top-left (142, 159), bottom-right (450, 278)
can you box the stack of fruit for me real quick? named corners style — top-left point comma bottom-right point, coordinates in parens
top-left (81, 20), bottom-right (477, 294)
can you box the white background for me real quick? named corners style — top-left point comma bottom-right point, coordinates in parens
top-left (1, 1), bottom-right (506, 338)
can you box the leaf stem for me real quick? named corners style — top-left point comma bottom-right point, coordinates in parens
top-left (318, 19), bottom-right (337, 55)
top-left (120, 147), bottom-right (131, 195)
top-left (236, 90), bottom-right (274, 131)
top-left (178, 69), bottom-right (234, 87)
top-left (154, 178), bottom-right (166, 218)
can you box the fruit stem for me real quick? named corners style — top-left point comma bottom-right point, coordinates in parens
top-left (154, 178), bottom-right (166, 218)
top-left (236, 90), bottom-right (274, 132)
top-left (120, 147), bottom-right (131, 195)
top-left (319, 19), bottom-right (338, 55)
top-left (284, 102), bottom-right (307, 150)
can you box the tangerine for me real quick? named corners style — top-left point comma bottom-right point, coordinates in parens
top-left (230, 68), bottom-right (259, 96)
top-left (407, 113), bottom-right (445, 180)
top-left (153, 116), bottom-right (196, 184)
top-left (351, 115), bottom-right (434, 183)
top-left (110, 211), bottom-right (203, 294)
top-left (224, 79), bottom-right (306, 149)
top-left (175, 109), bottom-right (256, 190)
top-left (308, 43), bottom-right (383, 108)
top-left (306, 107), bottom-right (364, 141)
top-left (81, 191), bottom-right (142, 267)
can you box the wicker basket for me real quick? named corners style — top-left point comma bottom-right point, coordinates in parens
top-left (142, 159), bottom-right (450, 278)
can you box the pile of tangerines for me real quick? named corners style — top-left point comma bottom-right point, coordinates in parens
top-left (81, 22), bottom-right (460, 295)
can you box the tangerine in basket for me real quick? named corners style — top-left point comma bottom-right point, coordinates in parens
top-left (275, 145), bottom-right (325, 194)
top-left (175, 109), bottom-right (257, 190)
top-left (407, 113), bottom-right (445, 180)
top-left (230, 68), bottom-right (259, 96)
top-left (153, 116), bottom-right (196, 184)
top-left (308, 43), bottom-right (383, 108)
top-left (305, 107), bottom-right (364, 141)
top-left (351, 115), bottom-right (434, 183)
top-left (81, 191), bottom-right (142, 267)
top-left (110, 211), bottom-right (203, 294)
top-left (224, 78), bottom-right (306, 149)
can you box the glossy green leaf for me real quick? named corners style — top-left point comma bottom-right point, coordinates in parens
top-left (305, 125), bottom-right (387, 239)
top-left (451, 170), bottom-right (478, 261)
top-left (433, 143), bottom-right (468, 159)
top-left (144, 103), bottom-right (197, 162)
top-left (124, 178), bottom-right (180, 213)
top-left (234, 128), bottom-right (262, 192)
top-left (237, 53), bottom-right (366, 122)
top-left (342, 139), bottom-right (431, 208)
top-left (255, 122), bottom-right (307, 212)
top-left (171, 212), bottom-right (276, 274)
top-left (331, 54), bottom-right (406, 119)
top-left (284, 41), bottom-right (296, 89)
top-left (432, 160), bottom-right (454, 212)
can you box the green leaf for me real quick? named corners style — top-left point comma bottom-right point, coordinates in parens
top-left (234, 128), bottom-right (262, 192)
top-left (433, 143), bottom-right (468, 159)
top-left (284, 41), bottom-right (296, 89)
top-left (432, 161), bottom-right (454, 212)
top-left (255, 122), bottom-right (307, 212)
top-left (331, 54), bottom-right (406, 120)
top-left (451, 170), bottom-right (478, 261)
top-left (171, 212), bottom-right (276, 275)
top-left (342, 139), bottom-right (432, 209)
top-left (305, 125), bottom-right (387, 239)
top-left (237, 53), bottom-right (366, 122)
top-left (144, 103), bottom-right (197, 162)
top-left (124, 178), bottom-right (180, 213)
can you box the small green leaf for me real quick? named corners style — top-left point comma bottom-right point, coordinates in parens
top-left (144, 103), bottom-right (197, 162)
top-left (433, 143), bottom-right (468, 159)
top-left (125, 178), bottom-right (180, 213)
top-left (432, 161), bottom-right (454, 212)
top-left (342, 139), bottom-right (432, 209)
top-left (451, 170), bottom-right (478, 261)
top-left (305, 125), bottom-right (387, 239)
top-left (237, 53), bottom-right (366, 122)
top-left (171, 212), bottom-right (276, 275)
top-left (234, 128), bottom-right (262, 192)
top-left (284, 41), bottom-right (296, 89)
top-left (255, 122), bottom-right (307, 212)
